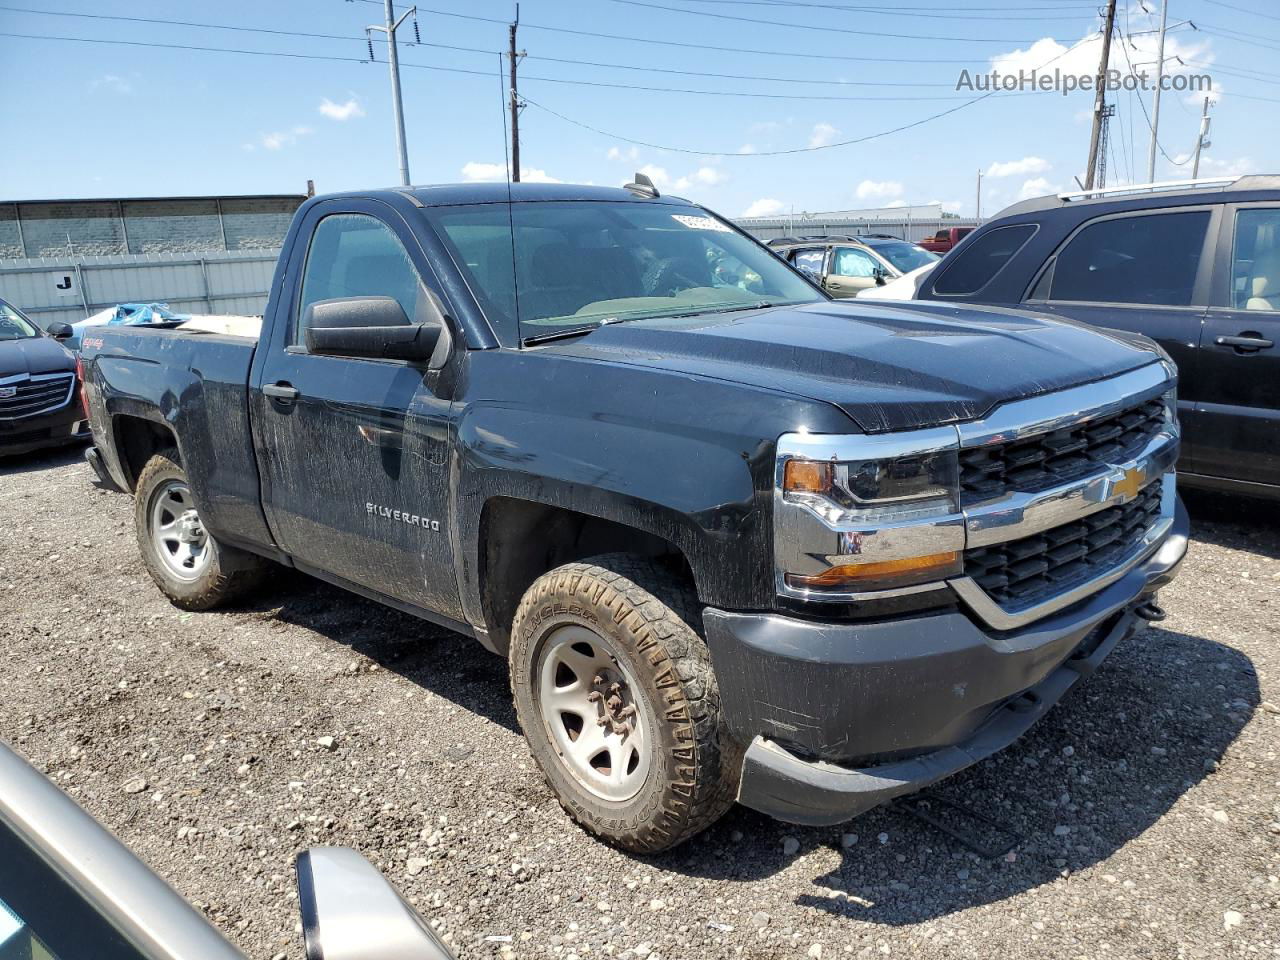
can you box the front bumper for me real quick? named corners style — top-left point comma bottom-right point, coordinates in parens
top-left (0, 401), bottom-right (90, 456)
top-left (703, 496), bottom-right (1189, 827)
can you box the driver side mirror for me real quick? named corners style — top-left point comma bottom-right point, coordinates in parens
top-left (873, 267), bottom-right (889, 286)
top-left (303, 296), bottom-right (449, 364)
top-left (296, 847), bottom-right (456, 960)
top-left (47, 321), bottom-right (74, 340)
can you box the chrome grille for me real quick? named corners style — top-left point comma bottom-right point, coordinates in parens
top-left (964, 480), bottom-right (1163, 613)
top-left (0, 374), bottom-right (75, 419)
top-left (959, 397), bottom-right (1165, 506)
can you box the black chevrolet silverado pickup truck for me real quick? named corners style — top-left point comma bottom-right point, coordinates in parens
top-left (81, 182), bottom-right (1189, 852)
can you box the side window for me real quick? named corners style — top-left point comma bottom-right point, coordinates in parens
top-left (1232, 208), bottom-right (1280, 311)
top-left (831, 247), bottom-right (878, 278)
top-left (1048, 210), bottom-right (1210, 307)
top-left (791, 248), bottom-right (826, 281)
top-left (296, 213), bottom-right (426, 344)
top-left (932, 224), bottom-right (1036, 296)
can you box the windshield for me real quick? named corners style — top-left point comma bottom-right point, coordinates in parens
top-left (870, 242), bottom-right (939, 274)
top-left (425, 201), bottom-right (823, 341)
top-left (0, 301), bottom-right (40, 341)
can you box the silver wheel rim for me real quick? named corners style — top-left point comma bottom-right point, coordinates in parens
top-left (149, 479), bottom-right (211, 581)
top-left (535, 625), bottom-right (652, 803)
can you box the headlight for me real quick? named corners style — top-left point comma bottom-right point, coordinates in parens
top-left (774, 429), bottom-right (964, 598)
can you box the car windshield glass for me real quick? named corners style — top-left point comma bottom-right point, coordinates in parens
top-left (0, 303), bottom-right (40, 340)
top-left (870, 242), bottom-right (939, 273)
top-left (425, 201), bottom-right (824, 342)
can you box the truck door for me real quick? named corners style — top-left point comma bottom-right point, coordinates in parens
top-left (1196, 203), bottom-right (1280, 488)
top-left (251, 199), bottom-right (464, 621)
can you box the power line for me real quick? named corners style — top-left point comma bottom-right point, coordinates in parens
top-left (0, 31), bottom-right (1016, 101)
top-left (521, 92), bottom-right (993, 156)
top-left (0, 4), bottom-right (364, 44)
top-left (396, 7), bottom-right (1023, 64)
top-left (519, 32), bottom-right (1099, 157)
top-left (6, 3), bottom-right (1037, 89)
top-left (642, 0), bottom-right (1099, 21)
top-left (603, 0), bottom-right (1046, 42)
top-left (1200, 0), bottom-right (1280, 22)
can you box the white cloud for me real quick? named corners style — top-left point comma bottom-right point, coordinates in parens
top-left (741, 198), bottom-right (786, 218)
top-left (91, 74), bottom-right (133, 95)
top-left (461, 161), bottom-right (561, 183)
top-left (738, 143), bottom-right (757, 155)
top-left (259, 126), bottom-right (313, 151)
top-left (1189, 155), bottom-right (1255, 177)
top-left (607, 145), bottom-right (640, 162)
top-left (319, 96), bottom-right (365, 121)
top-left (693, 167), bottom-right (724, 186)
top-left (1017, 177), bottom-right (1058, 200)
top-left (854, 179), bottom-right (905, 202)
top-left (808, 122), bottom-right (840, 148)
top-left (987, 156), bottom-right (1050, 178)
top-left (990, 29), bottom-right (1212, 87)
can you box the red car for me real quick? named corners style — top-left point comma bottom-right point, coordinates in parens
top-left (918, 226), bottom-right (974, 254)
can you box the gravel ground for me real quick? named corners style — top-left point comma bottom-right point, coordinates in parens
top-left (2, 445), bottom-right (1277, 960)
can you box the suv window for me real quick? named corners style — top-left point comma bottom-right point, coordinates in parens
top-left (296, 213), bottom-right (426, 344)
top-left (1048, 210), bottom-right (1210, 307)
top-left (0, 300), bottom-right (39, 340)
top-left (1232, 208), bottom-right (1280, 311)
top-left (790, 247), bottom-right (826, 281)
top-left (831, 247), bottom-right (879, 278)
top-left (932, 224), bottom-right (1036, 295)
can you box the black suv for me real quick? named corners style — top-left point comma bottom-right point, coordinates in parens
top-left (914, 176), bottom-right (1280, 500)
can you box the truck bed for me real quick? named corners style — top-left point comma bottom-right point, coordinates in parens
top-left (82, 325), bottom-right (275, 555)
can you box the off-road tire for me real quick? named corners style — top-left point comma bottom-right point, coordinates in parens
top-left (134, 451), bottom-right (268, 610)
top-left (509, 553), bottom-right (741, 853)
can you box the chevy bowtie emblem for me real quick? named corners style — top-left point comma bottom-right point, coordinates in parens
top-left (1112, 466), bottom-right (1144, 500)
top-left (0, 386), bottom-right (15, 399)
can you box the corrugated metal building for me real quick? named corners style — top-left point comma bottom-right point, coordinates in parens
top-left (736, 203), bottom-right (981, 243)
top-left (0, 194), bottom-right (305, 327)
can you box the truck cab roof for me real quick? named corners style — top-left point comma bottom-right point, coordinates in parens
top-left (312, 182), bottom-right (694, 209)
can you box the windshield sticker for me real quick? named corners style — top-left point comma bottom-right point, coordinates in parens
top-left (671, 214), bottom-right (732, 233)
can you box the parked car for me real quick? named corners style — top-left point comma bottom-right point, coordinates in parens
top-left (918, 226), bottom-right (975, 254)
top-left (0, 296), bottom-right (91, 456)
top-left (769, 234), bottom-right (939, 297)
top-left (856, 263), bottom-right (937, 301)
top-left (0, 738), bottom-right (453, 960)
top-left (81, 180), bottom-right (1187, 852)
top-left (910, 176), bottom-right (1280, 500)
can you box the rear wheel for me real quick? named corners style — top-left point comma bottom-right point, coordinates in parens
top-left (509, 554), bottom-right (740, 853)
top-left (134, 451), bottom-right (267, 610)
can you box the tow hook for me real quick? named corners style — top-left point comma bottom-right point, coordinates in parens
top-left (1135, 600), bottom-right (1167, 622)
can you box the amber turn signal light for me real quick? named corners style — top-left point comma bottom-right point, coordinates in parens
top-left (783, 459), bottom-right (833, 494)
top-left (785, 551), bottom-right (961, 590)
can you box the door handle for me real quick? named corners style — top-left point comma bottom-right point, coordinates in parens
top-left (1215, 334), bottom-right (1274, 353)
top-left (263, 382), bottom-right (299, 405)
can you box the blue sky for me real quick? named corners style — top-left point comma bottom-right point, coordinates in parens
top-left (1, 0), bottom-right (1276, 218)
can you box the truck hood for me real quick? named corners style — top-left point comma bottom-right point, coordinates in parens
top-left (0, 335), bottom-right (76, 379)
top-left (545, 300), bottom-right (1162, 433)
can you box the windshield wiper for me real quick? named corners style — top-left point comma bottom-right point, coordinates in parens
top-left (521, 323), bottom-right (603, 346)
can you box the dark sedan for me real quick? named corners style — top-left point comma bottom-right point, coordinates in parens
top-left (0, 298), bottom-right (90, 456)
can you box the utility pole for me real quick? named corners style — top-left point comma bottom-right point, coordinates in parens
top-left (975, 168), bottom-right (983, 219)
top-left (1191, 96), bottom-right (1212, 178)
top-left (367, 1), bottom-right (417, 186)
top-left (1084, 0), bottom-right (1118, 192)
top-left (1097, 104), bottom-right (1115, 189)
top-left (508, 6), bottom-right (523, 182)
top-left (1146, 0), bottom-right (1170, 183)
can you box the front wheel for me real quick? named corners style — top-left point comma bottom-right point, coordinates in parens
top-left (509, 554), bottom-right (740, 853)
top-left (134, 451), bottom-right (267, 610)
